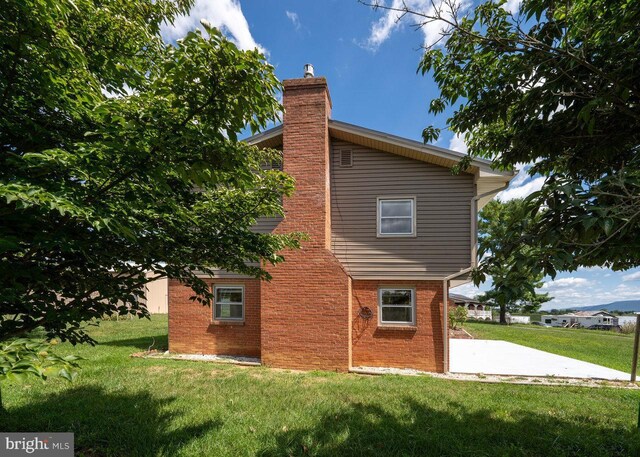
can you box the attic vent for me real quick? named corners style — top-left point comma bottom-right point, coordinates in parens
top-left (339, 150), bottom-right (353, 167)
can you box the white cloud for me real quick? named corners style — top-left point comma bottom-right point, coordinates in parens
top-left (497, 176), bottom-right (545, 201)
top-left (502, 0), bottom-right (522, 14)
top-left (508, 163), bottom-right (534, 188)
top-left (365, 0), bottom-right (471, 50)
top-left (612, 283), bottom-right (640, 299)
top-left (537, 278), bottom-right (594, 309)
top-left (448, 132), bottom-right (467, 153)
top-left (161, 0), bottom-right (265, 53)
top-left (286, 10), bottom-right (301, 30)
top-left (535, 276), bottom-right (640, 310)
top-left (622, 271), bottom-right (640, 282)
top-left (541, 280), bottom-right (640, 309)
top-left (540, 277), bottom-right (589, 290)
top-left (101, 84), bottom-right (135, 99)
top-left (576, 265), bottom-right (608, 272)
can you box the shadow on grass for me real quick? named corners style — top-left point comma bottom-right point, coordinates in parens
top-left (260, 398), bottom-right (639, 457)
top-left (1, 386), bottom-right (220, 456)
top-left (99, 334), bottom-right (168, 350)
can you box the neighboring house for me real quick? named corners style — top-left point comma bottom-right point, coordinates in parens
top-left (541, 311), bottom-right (619, 329)
top-left (142, 272), bottom-right (168, 314)
top-left (168, 72), bottom-right (513, 373)
top-left (450, 293), bottom-right (492, 320)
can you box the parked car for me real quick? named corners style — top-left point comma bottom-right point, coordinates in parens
top-left (588, 324), bottom-right (619, 331)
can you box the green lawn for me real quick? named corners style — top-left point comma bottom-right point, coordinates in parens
top-left (1, 316), bottom-right (640, 456)
top-left (465, 320), bottom-right (635, 373)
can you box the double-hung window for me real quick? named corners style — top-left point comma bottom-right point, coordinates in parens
top-left (379, 288), bottom-right (415, 325)
top-left (214, 286), bottom-right (244, 321)
top-left (377, 197), bottom-right (416, 236)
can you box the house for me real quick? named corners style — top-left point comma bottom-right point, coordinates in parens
top-left (450, 293), bottom-right (492, 320)
top-left (168, 70), bottom-right (513, 372)
top-left (541, 311), bottom-right (619, 329)
top-left (142, 272), bottom-right (168, 314)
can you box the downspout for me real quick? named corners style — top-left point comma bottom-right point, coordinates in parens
top-left (441, 184), bottom-right (509, 372)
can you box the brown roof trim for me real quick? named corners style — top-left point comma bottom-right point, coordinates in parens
top-left (245, 124), bottom-right (283, 147)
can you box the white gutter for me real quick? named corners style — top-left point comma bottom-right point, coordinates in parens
top-left (441, 184), bottom-right (509, 372)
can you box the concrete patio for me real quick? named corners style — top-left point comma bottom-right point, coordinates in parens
top-left (450, 339), bottom-right (631, 381)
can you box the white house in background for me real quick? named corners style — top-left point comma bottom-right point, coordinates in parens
top-left (506, 315), bottom-right (530, 324)
top-left (450, 293), bottom-right (492, 320)
top-left (541, 311), bottom-right (619, 329)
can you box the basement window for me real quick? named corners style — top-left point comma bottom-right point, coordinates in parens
top-left (214, 286), bottom-right (244, 321)
top-left (379, 288), bottom-right (415, 325)
top-left (377, 197), bottom-right (416, 237)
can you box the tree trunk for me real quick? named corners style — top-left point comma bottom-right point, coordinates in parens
top-left (499, 303), bottom-right (507, 325)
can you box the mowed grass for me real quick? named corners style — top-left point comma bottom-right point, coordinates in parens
top-left (465, 320), bottom-right (635, 373)
top-left (1, 316), bottom-right (639, 456)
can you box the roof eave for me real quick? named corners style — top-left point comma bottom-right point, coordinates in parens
top-left (328, 119), bottom-right (514, 178)
top-left (244, 124), bottom-right (283, 147)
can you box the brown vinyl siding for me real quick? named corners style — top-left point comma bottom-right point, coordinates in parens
top-left (194, 216), bottom-right (282, 279)
top-left (252, 216), bottom-right (282, 234)
top-left (201, 215), bottom-right (282, 279)
top-left (330, 139), bottom-right (474, 279)
top-left (253, 153), bottom-right (284, 234)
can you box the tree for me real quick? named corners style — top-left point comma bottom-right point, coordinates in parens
top-left (362, 0), bottom-right (640, 278)
top-left (478, 282), bottom-right (551, 315)
top-left (518, 289), bottom-right (552, 314)
top-left (0, 0), bottom-right (299, 380)
top-left (476, 199), bottom-right (552, 323)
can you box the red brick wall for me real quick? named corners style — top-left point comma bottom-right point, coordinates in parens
top-left (261, 77), bottom-right (352, 371)
top-left (351, 280), bottom-right (446, 372)
top-left (168, 278), bottom-right (261, 357)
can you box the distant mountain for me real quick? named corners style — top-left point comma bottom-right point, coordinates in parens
top-left (563, 300), bottom-right (640, 313)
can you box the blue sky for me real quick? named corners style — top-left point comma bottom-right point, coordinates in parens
top-left (161, 0), bottom-right (640, 310)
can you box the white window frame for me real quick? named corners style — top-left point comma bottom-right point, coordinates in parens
top-left (213, 285), bottom-right (245, 321)
top-left (378, 287), bottom-right (416, 326)
top-left (377, 197), bottom-right (416, 237)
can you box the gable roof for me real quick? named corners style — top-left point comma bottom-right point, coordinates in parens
top-left (545, 311), bottom-right (616, 318)
top-left (572, 311), bottom-right (615, 317)
top-left (449, 293), bottom-right (481, 304)
top-left (329, 120), bottom-right (499, 173)
top-left (246, 120), bottom-right (515, 207)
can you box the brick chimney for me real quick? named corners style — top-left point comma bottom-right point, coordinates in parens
top-left (260, 74), bottom-right (352, 371)
top-left (281, 77), bottom-right (332, 248)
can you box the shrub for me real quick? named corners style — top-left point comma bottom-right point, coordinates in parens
top-left (619, 321), bottom-right (637, 335)
top-left (449, 306), bottom-right (468, 330)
